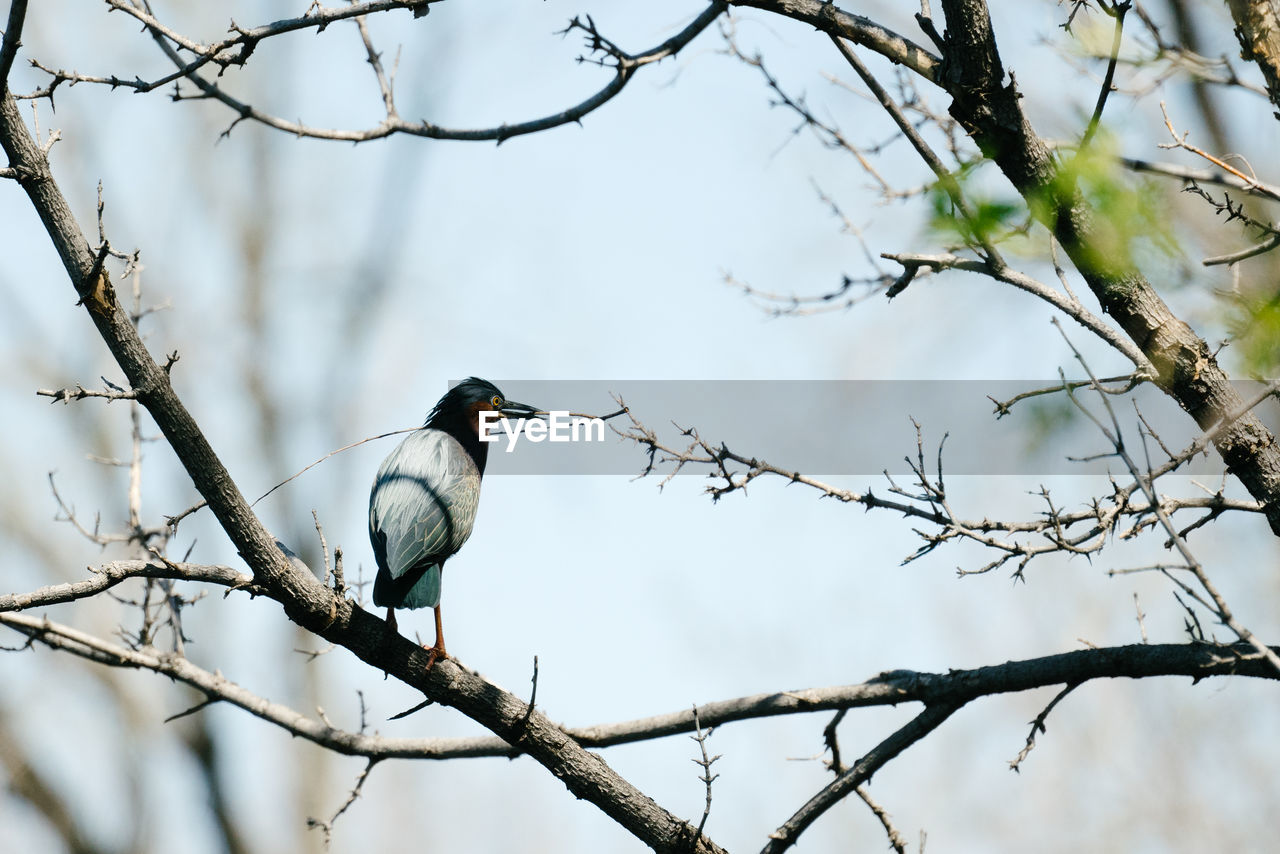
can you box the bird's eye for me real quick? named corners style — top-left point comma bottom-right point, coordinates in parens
top-left (491, 395), bottom-right (502, 407)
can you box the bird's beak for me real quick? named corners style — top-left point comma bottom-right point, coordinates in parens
top-left (499, 400), bottom-right (546, 420)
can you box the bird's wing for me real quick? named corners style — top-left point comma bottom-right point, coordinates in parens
top-left (368, 429), bottom-right (481, 580)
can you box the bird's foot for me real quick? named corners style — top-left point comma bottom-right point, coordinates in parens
top-left (422, 642), bottom-right (449, 671)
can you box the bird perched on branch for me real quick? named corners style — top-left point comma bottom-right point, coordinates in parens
top-left (369, 377), bottom-right (543, 667)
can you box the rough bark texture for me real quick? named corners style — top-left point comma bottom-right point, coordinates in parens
top-left (0, 88), bottom-right (726, 854)
top-left (1229, 0), bottom-right (1280, 117)
top-left (732, 0), bottom-right (942, 80)
top-left (936, 0), bottom-right (1280, 535)
top-left (731, 0), bottom-right (1280, 534)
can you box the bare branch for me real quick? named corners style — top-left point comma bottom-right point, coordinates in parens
top-left (1056, 323), bottom-right (1280, 673)
top-left (618, 402), bottom-right (1267, 581)
top-left (763, 702), bottom-right (961, 853)
top-left (307, 757), bottom-right (381, 846)
top-left (1158, 102), bottom-right (1280, 212)
top-left (0, 81), bottom-right (730, 854)
top-left (880, 253), bottom-right (1153, 371)
top-left (1202, 233), bottom-right (1280, 266)
top-left (0, 0), bottom-right (28, 87)
top-left (91, 0), bottom-right (439, 94)
top-left (1079, 1), bottom-right (1131, 149)
top-left (1008, 682), bottom-right (1078, 771)
top-left (1119, 156), bottom-right (1280, 202)
top-left (352, 10), bottom-right (397, 119)
top-left (854, 786), bottom-right (908, 854)
top-left (731, 0), bottom-right (941, 80)
top-left (689, 706), bottom-right (720, 842)
top-left (988, 374), bottom-right (1145, 418)
top-left (0, 559), bottom-right (256, 613)
top-left (130, 1), bottom-right (726, 144)
top-left (828, 33), bottom-right (1005, 269)
top-left (37, 380), bottom-right (138, 403)
top-left (8, 607), bottom-right (1273, 771)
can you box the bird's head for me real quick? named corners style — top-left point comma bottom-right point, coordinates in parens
top-left (425, 377), bottom-right (545, 438)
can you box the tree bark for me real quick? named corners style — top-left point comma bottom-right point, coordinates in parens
top-left (1228, 0), bottom-right (1280, 117)
top-left (0, 87), bottom-right (726, 854)
top-left (936, 0), bottom-right (1280, 535)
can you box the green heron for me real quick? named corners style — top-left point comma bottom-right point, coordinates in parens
top-left (369, 377), bottom-right (543, 667)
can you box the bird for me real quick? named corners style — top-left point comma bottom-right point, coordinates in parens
top-left (369, 377), bottom-right (543, 667)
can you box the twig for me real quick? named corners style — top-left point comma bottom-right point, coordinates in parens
top-left (1008, 682), bottom-right (1078, 771)
top-left (351, 6), bottom-right (397, 119)
top-left (1158, 102), bottom-right (1280, 201)
top-left (307, 757), bottom-right (381, 847)
top-left (252, 427), bottom-right (419, 506)
top-left (1055, 322), bottom-right (1280, 674)
top-left (689, 705), bottom-right (721, 841)
top-left (1134, 593), bottom-right (1149, 643)
top-left (762, 703), bottom-right (961, 853)
top-left (854, 786), bottom-right (908, 854)
top-left (37, 380), bottom-right (138, 404)
top-left (1202, 233), bottom-right (1280, 267)
top-left (1079, 2), bottom-right (1130, 149)
top-left (125, 0), bottom-right (726, 143)
top-left (880, 253), bottom-right (1152, 371)
top-left (988, 374), bottom-right (1144, 417)
top-left (828, 33), bottom-right (1005, 270)
top-left (508, 655), bottom-right (540, 757)
top-left (0, 559), bottom-right (255, 613)
top-left (1119, 156), bottom-right (1280, 201)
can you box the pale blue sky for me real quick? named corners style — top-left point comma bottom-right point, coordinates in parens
top-left (3, 2), bottom-right (1279, 853)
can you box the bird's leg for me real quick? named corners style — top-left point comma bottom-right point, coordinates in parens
top-left (384, 607), bottom-right (398, 633)
top-left (422, 603), bottom-right (449, 669)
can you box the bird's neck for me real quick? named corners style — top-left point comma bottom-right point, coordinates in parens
top-left (427, 409), bottom-right (489, 475)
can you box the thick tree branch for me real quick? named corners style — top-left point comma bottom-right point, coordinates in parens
top-left (933, 0), bottom-right (1280, 534)
top-left (763, 702), bottom-right (960, 853)
top-left (0, 0), bottom-right (27, 89)
top-left (6, 609), bottom-right (1273, 763)
top-left (1228, 0), bottom-right (1280, 116)
top-left (731, 0), bottom-right (941, 80)
top-left (0, 88), bottom-right (726, 854)
top-left (714, 1), bottom-right (1280, 532)
top-left (0, 612), bottom-right (505, 760)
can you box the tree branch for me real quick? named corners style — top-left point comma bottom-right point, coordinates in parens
top-left (880, 252), bottom-right (1152, 370)
top-left (6, 608), bottom-right (1273, 763)
top-left (1227, 0), bottom-right (1280, 115)
top-left (731, 0), bottom-right (941, 81)
top-left (763, 702), bottom-right (961, 853)
top-left (100, 0), bottom-right (438, 92)
top-left (117, 1), bottom-right (726, 143)
top-left (0, 85), bottom-right (727, 854)
top-left (933, 0), bottom-right (1280, 535)
top-left (618, 402), bottom-right (1267, 578)
top-left (0, 0), bottom-right (28, 89)
top-left (0, 559), bottom-right (256, 612)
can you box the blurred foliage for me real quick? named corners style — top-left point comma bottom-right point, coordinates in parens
top-left (1230, 289), bottom-right (1280, 376)
top-left (1034, 130), bottom-right (1183, 268)
top-left (927, 131), bottom-right (1183, 272)
top-left (926, 162), bottom-right (1025, 250)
